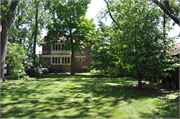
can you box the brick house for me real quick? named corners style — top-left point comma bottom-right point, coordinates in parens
top-left (39, 36), bottom-right (92, 73)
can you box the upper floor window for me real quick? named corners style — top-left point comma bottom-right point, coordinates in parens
top-left (52, 44), bottom-right (70, 51)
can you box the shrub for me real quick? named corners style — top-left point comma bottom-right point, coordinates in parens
top-left (5, 42), bottom-right (27, 80)
top-left (26, 65), bottom-right (43, 77)
top-left (42, 68), bottom-right (49, 74)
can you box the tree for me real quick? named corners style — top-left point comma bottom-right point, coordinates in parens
top-left (1, 1), bottom-right (19, 82)
top-left (8, 0), bottom-right (51, 55)
top-left (96, 0), bottom-right (178, 88)
top-left (45, 0), bottom-right (95, 75)
top-left (5, 42), bottom-right (27, 79)
top-left (33, 0), bottom-right (39, 63)
top-left (151, 0), bottom-right (180, 26)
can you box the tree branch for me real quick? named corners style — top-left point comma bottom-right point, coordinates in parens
top-left (151, 0), bottom-right (179, 26)
top-left (164, 0), bottom-right (174, 14)
top-left (7, 1), bottom-right (19, 23)
top-left (103, 0), bottom-right (123, 31)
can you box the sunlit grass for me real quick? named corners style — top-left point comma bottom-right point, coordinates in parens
top-left (1, 73), bottom-right (179, 118)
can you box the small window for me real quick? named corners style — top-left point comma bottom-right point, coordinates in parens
top-left (82, 58), bottom-right (85, 61)
top-left (58, 57), bottom-right (60, 63)
top-left (75, 58), bottom-right (79, 61)
top-left (53, 45), bottom-right (55, 50)
top-left (83, 68), bottom-right (87, 72)
top-left (52, 57), bottom-right (54, 63)
top-left (56, 45), bottom-right (58, 50)
top-left (65, 57), bottom-right (67, 64)
top-left (68, 57), bottom-right (70, 64)
top-left (55, 57), bottom-right (57, 63)
top-left (62, 44), bottom-right (65, 50)
top-left (62, 57), bottom-right (64, 63)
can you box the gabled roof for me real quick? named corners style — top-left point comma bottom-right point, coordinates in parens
top-left (39, 36), bottom-right (69, 45)
top-left (170, 43), bottom-right (180, 56)
top-left (39, 36), bottom-right (86, 45)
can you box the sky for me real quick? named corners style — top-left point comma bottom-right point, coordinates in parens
top-left (36, 0), bottom-right (180, 54)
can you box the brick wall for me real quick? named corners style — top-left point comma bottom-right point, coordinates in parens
top-left (74, 45), bottom-right (91, 72)
top-left (51, 65), bottom-right (71, 73)
top-left (42, 45), bottom-right (51, 55)
top-left (41, 44), bottom-right (92, 72)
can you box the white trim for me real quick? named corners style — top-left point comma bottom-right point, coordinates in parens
top-left (75, 56), bottom-right (86, 58)
top-left (51, 56), bottom-right (71, 65)
top-left (82, 66), bottom-right (88, 68)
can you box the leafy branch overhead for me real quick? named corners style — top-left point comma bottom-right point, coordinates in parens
top-left (151, 0), bottom-right (180, 26)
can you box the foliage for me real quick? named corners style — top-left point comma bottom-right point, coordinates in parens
top-left (5, 42), bottom-right (27, 79)
top-left (42, 68), bottom-right (49, 74)
top-left (8, 0), bottom-right (50, 54)
top-left (91, 0), bottom-right (179, 88)
top-left (25, 54), bottom-right (46, 77)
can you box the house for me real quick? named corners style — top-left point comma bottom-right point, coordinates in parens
top-left (168, 43), bottom-right (180, 89)
top-left (39, 36), bottom-right (92, 73)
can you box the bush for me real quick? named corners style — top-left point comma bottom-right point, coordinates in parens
top-left (26, 65), bottom-right (43, 77)
top-left (5, 42), bottom-right (27, 80)
top-left (42, 68), bottom-right (49, 74)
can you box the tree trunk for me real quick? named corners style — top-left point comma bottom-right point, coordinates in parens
top-left (0, 20), bottom-right (11, 82)
top-left (33, 0), bottom-right (39, 63)
top-left (134, 24), bottom-right (142, 89)
top-left (71, 38), bottom-right (74, 75)
top-left (0, 1), bottom-right (19, 82)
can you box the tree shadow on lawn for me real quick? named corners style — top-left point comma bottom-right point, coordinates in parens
top-left (1, 74), bottom-right (179, 118)
top-left (69, 77), bottom-right (179, 118)
top-left (139, 95), bottom-right (179, 118)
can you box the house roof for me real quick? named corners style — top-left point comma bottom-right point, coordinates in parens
top-left (39, 36), bottom-right (70, 45)
top-left (170, 43), bottom-right (180, 56)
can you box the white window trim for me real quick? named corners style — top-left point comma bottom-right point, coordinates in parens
top-left (51, 43), bottom-right (71, 51)
top-left (51, 56), bottom-right (71, 65)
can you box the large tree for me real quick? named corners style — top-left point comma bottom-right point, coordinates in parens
top-left (45, 0), bottom-right (95, 75)
top-left (95, 0), bottom-right (177, 88)
top-left (1, 1), bottom-right (19, 82)
top-left (8, 0), bottom-right (50, 55)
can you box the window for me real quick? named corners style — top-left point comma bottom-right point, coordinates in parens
top-left (59, 44), bottom-right (61, 50)
top-left (52, 57), bottom-right (71, 65)
top-left (56, 45), bottom-right (58, 50)
top-left (62, 57), bottom-right (64, 63)
top-left (52, 57), bottom-right (54, 63)
top-left (61, 57), bottom-right (70, 64)
top-left (65, 57), bottom-right (67, 64)
top-left (75, 58), bottom-right (79, 61)
top-left (52, 44), bottom-right (71, 51)
top-left (62, 44), bottom-right (64, 50)
top-left (82, 58), bottom-right (86, 61)
top-left (58, 57), bottom-right (60, 63)
top-left (55, 57), bottom-right (57, 63)
top-left (83, 68), bottom-right (87, 72)
top-left (68, 57), bottom-right (70, 64)
top-left (53, 45), bottom-right (55, 50)
top-left (52, 57), bottom-right (61, 64)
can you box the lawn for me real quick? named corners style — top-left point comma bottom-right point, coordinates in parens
top-left (1, 73), bottom-right (179, 118)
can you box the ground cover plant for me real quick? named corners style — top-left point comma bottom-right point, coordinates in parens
top-left (1, 73), bottom-right (179, 118)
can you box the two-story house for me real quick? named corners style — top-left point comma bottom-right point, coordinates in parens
top-left (39, 36), bottom-right (92, 73)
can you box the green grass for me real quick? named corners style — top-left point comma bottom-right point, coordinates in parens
top-left (1, 73), bottom-right (179, 118)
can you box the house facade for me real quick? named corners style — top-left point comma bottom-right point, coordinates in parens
top-left (39, 37), bottom-right (92, 73)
